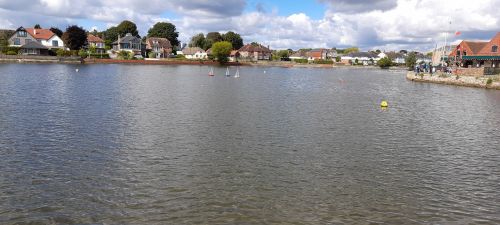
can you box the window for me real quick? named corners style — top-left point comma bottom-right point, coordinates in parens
top-left (463, 50), bottom-right (467, 56)
top-left (492, 45), bottom-right (498, 53)
top-left (14, 38), bottom-right (20, 45)
top-left (456, 50), bottom-right (460, 56)
top-left (18, 31), bottom-right (27, 37)
top-left (52, 40), bottom-right (59, 47)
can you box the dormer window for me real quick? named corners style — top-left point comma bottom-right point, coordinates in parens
top-left (18, 31), bottom-right (27, 37)
top-left (492, 45), bottom-right (498, 53)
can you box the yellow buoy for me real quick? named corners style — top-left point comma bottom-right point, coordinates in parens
top-left (380, 101), bottom-right (388, 107)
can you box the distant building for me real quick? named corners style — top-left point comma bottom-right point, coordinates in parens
top-left (9, 27), bottom-right (64, 50)
top-left (289, 50), bottom-right (308, 60)
top-left (385, 52), bottom-right (406, 64)
top-left (145, 37), bottom-right (172, 58)
top-left (341, 52), bottom-right (378, 65)
top-left (238, 44), bottom-right (272, 61)
top-left (177, 47), bottom-right (207, 59)
top-left (112, 33), bottom-right (144, 57)
top-left (87, 34), bottom-right (105, 54)
top-left (307, 48), bottom-right (328, 60)
top-left (229, 50), bottom-right (240, 62)
top-left (432, 45), bottom-right (456, 66)
top-left (449, 33), bottom-right (500, 68)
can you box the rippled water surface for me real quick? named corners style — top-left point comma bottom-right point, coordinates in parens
top-left (1, 64), bottom-right (499, 224)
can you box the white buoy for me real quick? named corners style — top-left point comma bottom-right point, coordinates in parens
top-left (75, 68), bottom-right (79, 72)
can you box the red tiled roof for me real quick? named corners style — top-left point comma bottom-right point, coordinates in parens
top-left (478, 32), bottom-right (500, 56)
top-left (26, 28), bottom-right (55, 40)
top-left (450, 41), bottom-right (488, 57)
top-left (87, 34), bottom-right (104, 43)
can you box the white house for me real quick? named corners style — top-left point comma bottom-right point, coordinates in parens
top-left (341, 52), bottom-right (378, 65)
top-left (9, 27), bottom-right (64, 49)
top-left (178, 47), bottom-right (207, 59)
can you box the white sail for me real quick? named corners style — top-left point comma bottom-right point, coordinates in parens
top-left (234, 67), bottom-right (240, 78)
top-left (226, 67), bottom-right (230, 77)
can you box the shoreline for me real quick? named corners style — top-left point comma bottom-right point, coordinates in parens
top-left (406, 71), bottom-right (500, 90)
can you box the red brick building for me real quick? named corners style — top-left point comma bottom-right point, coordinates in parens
top-left (450, 32), bottom-right (500, 68)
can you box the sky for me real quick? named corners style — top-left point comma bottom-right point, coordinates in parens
top-left (0, 0), bottom-right (499, 51)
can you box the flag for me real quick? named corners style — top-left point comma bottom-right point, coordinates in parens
top-left (455, 31), bottom-right (462, 36)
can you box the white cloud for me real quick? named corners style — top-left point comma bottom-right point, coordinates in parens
top-left (1, 0), bottom-right (500, 51)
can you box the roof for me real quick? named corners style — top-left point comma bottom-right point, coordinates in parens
top-left (230, 50), bottom-right (240, 56)
top-left (385, 52), bottom-right (404, 59)
top-left (477, 32), bottom-right (500, 56)
top-left (146, 37), bottom-right (172, 50)
top-left (113, 33), bottom-right (141, 44)
top-left (87, 34), bottom-right (104, 43)
top-left (21, 41), bottom-right (48, 49)
top-left (466, 41), bottom-right (488, 54)
top-left (238, 44), bottom-right (271, 53)
top-left (181, 47), bottom-right (205, 55)
top-left (26, 28), bottom-right (55, 40)
top-left (290, 50), bottom-right (308, 58)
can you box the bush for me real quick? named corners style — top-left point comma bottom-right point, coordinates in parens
top-left (377, 57), bottom-right (393, 68)
top-left (455, 75), bottom-right (460, 80)
top-left (293, 58), bottom-right (308, 64)
top-left (313, 59), bottom-right (334, 64)
top-left (117, 50), bottom-right (131, 60)
top-left (335, 56), bottom-right (341, 62)
top-left (148, 51), bottom-right (156, 59)
top-left (1, 46), bottom-right (20, 54)
top-left (6, 51), bottom-right (17, 55)
top-left (56, 49), bottom-right (72, 57)
top-left (78, 49), bottom-right (88, 58)
top-left (88, 53), bottom-right (110, 59)
top-left (486, 78), bottom-right (493, 85)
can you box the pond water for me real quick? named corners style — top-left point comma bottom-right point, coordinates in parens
top-left (0, 64), bottom-right (499, 224)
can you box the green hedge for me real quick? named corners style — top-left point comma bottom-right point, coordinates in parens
top-left (1, 46), bottom-right (20, 54)
top-left (56, 49), bottom-right (79, 57)
top-left (293, 59), bottom-right (308, 64)
top-left (313, 59), bottom-right (334, 64)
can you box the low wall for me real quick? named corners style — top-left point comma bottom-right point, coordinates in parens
top-left (407, 72), bottom-right (500, 90)
top-left (454, 67), bottom-right (485, 77)
top-left (0, 54), bottom-right (82, 64)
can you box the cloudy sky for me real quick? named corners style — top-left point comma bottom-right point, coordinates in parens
top-left (0, 0), bottom-right (499, 51)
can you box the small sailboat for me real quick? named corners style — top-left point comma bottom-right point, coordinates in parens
top-left (234, 67), bottom-right (240, 78)
top-left (225, 67), bottom-right (231, 77)
top-left (208, 67), bottom-right (214, 76)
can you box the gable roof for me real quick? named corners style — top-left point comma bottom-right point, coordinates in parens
top-left (87, 34), bottom-right (104, 43)
top-left (450, 41), bottom-right (488, 57)
top-left (478, 32), bottom-right (500, 56)
top-left (26, 28), bottom-right (55, 40)
top-left (113, 33), bottom-right (142, 44)
top-left (347, 52), bottom-right (377, 58)
top-left (238, 44), bottom-right (271, 53)
top-left (146, 37), bottom-right (172, 50)
top-left (21, 41), bottom-right (48, 49)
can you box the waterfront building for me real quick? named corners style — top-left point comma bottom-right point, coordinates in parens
top-left (449, 32), bottom-right (500, 68)
top-left (9, 27), bottom-right (65, 50)
top-left (432, 45), bottom-right (456, 66)
top-left (289, 50), bottom-right (308, 60)
top-left (112, 33), bottom-right (144, 57)
top-left (340, 52), bottom-right (378, 65)
top-left (87, 34), bottom-right (105, 54)
top-left (307, 48), bottom-right (328, 60)
top-left (145, 37), bottom-right (172, 58)
top-left (238, 44), bottom-right (272, 61)
top-left (177, 47), bottom-right (207, 59)
top-left (19, 41), bottom-right (49, 55)
top-left (229, 50), bottom-right (240, 62)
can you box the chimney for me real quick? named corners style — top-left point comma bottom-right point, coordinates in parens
top-left (34, 29), bottom-right (37, 35)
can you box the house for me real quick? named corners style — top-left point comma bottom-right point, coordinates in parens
top-left (112, 33), bottom-right (143, 57)
top-left (289, 50), bottom-right (308, 60)
top-left (145, 37), bottom-right (172, 58)
top-left (229, 50), bottom-right (240, 62)
top-left (341, 52), bottom-right (378, 65)
top-left (9, 27), bottom-right (64, 50)
top-left (307, 48), bottom-right (328, 60)
top-left (178, 47), bottom-right (207, 59)
top-left (432, 45), bottom-right (456, 66)
top-left (450, 32), bottom-right (500, 68)
top-left (385, 52), bottom-right (406, 64)
top-left (238, 44), bottom-right (272, 61)
top-left (87, 34), bottom-right (105, 54)
top-left (19, 41), bottom-right (49, 55)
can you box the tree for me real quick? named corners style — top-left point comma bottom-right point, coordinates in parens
top-left (34, 24), bottom-right (41, 29)
top-left (405, 52), bottom-right (417, 71)
top-left (202, 32), bottom-right (223, 50)
top-left (377, 57), bottom-right (393, 68)
top-left (62, 25), bottom-right (87, 50)
top-left (277, 50), bottom-right (289, 58)
top-left (50, 27), bottom-right (63, 37)
top-left (211, 41), bottom-right (233, 64)
top-left (189, 33), bottom-right (206, 48)
top-left (344, 47), bottom-right (359, 54)
top-left (117, 20), bottom-right (139, 37)
top-left (103, 26), bottom-right (119, 46)
top-left (222, 31), bottom-right (243, 50)
top-left (147, 22), bottom-right (180, 47)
